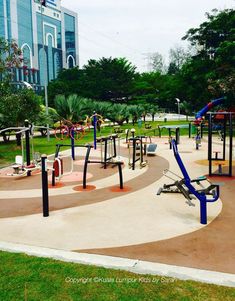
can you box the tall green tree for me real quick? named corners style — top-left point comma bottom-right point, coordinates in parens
top-left (182, 8), bottom-right (235, 105)
top-left (81, 57), bottom-right (137, 102)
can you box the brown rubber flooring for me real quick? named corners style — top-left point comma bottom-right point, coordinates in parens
top-left (0, 152), bottom-right (169, 218)
top-left (76, 171), bottom-right (235, 274)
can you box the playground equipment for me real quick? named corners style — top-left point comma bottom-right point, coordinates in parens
top-left (207, 112), bottom-right (234, 177)
top-left (55, 119), bottom-right (87, 160)
top-left (157, 123), bottom-right (192, 139)
top-left (193, 97), bottom-right (225, 149)
top-left (146, 143), bottom-right (157, 155)
top-left (128, 136), bottom-right (148, 170)
top-left (157, 139), bottom-right (220, 224)
top-left (51, 143), bottom-right (124, 190)
top-left (158, 124), bottom-right (192, 149)
top-left (92, 112), bottom-right (104, 150)
top-left (195, 126), bottom-right (202, 150)
top-left (55, 113), bottom-right (104, 156)
top-left (0, 120), bottom-right (43, 176)
top-left (195, 97), bottom-right (224, 124)
top-left (126, 128), bottom-right (154, 169)
top-left (96, 134), bottom-right (120, 169)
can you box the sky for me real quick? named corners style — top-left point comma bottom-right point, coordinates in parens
top-left (61, 0), bottom-right (234, 72)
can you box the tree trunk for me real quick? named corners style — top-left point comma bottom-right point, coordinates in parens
top-left (152, 114), bottom-right (155, 122)
top-left (16, 133), bottom-right (21, 146)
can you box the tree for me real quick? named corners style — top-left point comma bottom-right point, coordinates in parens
top-left (106, 104), bottom-right (130, 126)
top-left (35, 105), bottom-right (58, 136)
top-left (149, 52), bottom-right (166, 74)
top-left (47, 58), bottom-right (137, 105)
top-left (0, 90), bottom-right (42, 144)
top-left (182, 9), bottom-right (235, 102)
top-left (0, 38), bottom-right (23, 95)
top-left (183, 9), bottom-right (234, 58)
top-left (0, 89), bottom-right (41, 127)
top-left (82, 57), bottom-right (137, 102)
top-left (132, 72), bottom-right (161, 104)
top-left (168, 46), bottom-right (190, 74)
top-left (54, 94), bottom-right (85, 122)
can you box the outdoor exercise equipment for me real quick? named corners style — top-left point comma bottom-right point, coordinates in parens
top-left (41, 154), bottom-right (49, 217)
top-left (55, 119), bottom-right (87, 160)
top-left (128, 136), bottom-right (148, 170)
top-left (83, 144), bottom-right (124, 189)
top-left (51, 143), bottom-right (124, 190)
top-left (157, 124), bottom-right (192, 139)
top-left (0, 120), bottom-right (42, 176)
top-left (207, 112), bottom-right (234, 177)
top-left (146, 143), bottom-right (157, 155)
top-left (50, 143), bottom-right (78, 185)
top-left (157, 139), bottom-right (220, 224)
top-left (91, 112), bottom-right (104, 150)
top-left (195, 126), bottom-right (202, 150)
top-left (96, 134), bottom-right (119, 169)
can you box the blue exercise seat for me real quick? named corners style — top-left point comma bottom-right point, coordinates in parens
top-left (158, 139), bottom-right (220, 224)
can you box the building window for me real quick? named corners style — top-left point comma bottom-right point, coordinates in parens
top-left (67, 55), bottom-right (75, 69)
top-left (21, 43), bottom-right (32, 68)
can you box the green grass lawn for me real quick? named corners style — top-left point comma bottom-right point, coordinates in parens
top-left (0, 121), bottom-right (192, 167)
top-left (0, 251), bottom-right (234, 301)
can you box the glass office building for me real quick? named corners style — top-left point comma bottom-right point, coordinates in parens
top-left (0, 0), bottom-right (79, 88)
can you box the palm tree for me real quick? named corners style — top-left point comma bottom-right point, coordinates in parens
top-left (128, 105), bottom-right (144, 125)
top-left (107, 104), bottom-right (130, 126)
top-left (148, 104), bottom-right (159, 121)
top-left (54, 94), bottom-right (84, 122)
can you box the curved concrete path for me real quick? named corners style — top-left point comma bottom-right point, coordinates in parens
top-left (0, 138), bottom-right (222, 251)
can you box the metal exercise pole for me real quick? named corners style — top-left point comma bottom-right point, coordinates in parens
top-left (83, 146), bottom-right (92, 189)
top-left (208, 113), bottom-right (212, 176)
top-left (93, 112), bottom-right (97, 150)
top-left (200, 201), bottom-right (207, 225)
top-left (41, 154), bottom-right (49, 217)
top-left (132, 139), bottom-right (136, 170)
top-left (229, 113), bottom-right (233, 177)
top-left (118, 163), bottom-right (124, 189)
top-left (71, 128), bottom-right (75, 160)
top-left (189, 123), bottom-right (191, 138)
top-left (140, 137), bottom-right (143, 164)
top-left (222, 114), bottom-right (226, 161)
top-left (112, 135), bottom-right (117, 158)
top-left (24, 120), bottom-right (31, 176)
top-left (104, 138), bottom-right (108, 169)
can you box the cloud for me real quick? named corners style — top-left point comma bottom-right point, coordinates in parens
top-left (61, 0), bottom-right (235, 71)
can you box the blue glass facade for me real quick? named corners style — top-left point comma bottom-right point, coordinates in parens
top-left (0, 0), bottom-right (5, 38)
top-left (6, 0), bottom-right (12, 40)
top-left (17, 0), bottom-right (34, 54)
top-left (64, 13), bottom-right (76, 67)
top-left (0, 0), bottom-right (78, 87)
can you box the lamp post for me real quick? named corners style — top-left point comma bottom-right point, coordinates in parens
top-left (175, 98), bottom-right (180, 120)
top-left (40, 0), bottom-right (50, 141)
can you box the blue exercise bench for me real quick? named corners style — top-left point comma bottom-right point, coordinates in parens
top-left (157, 139), bottom-right (220, 224)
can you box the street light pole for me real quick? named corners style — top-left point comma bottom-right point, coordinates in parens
top-left (175, 98), bottom-right (180, 121)
top-left (40, 0), bottom-right (50, 141)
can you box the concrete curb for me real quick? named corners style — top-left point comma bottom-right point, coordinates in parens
top-left (0, 241), bottom-right (235, 288)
